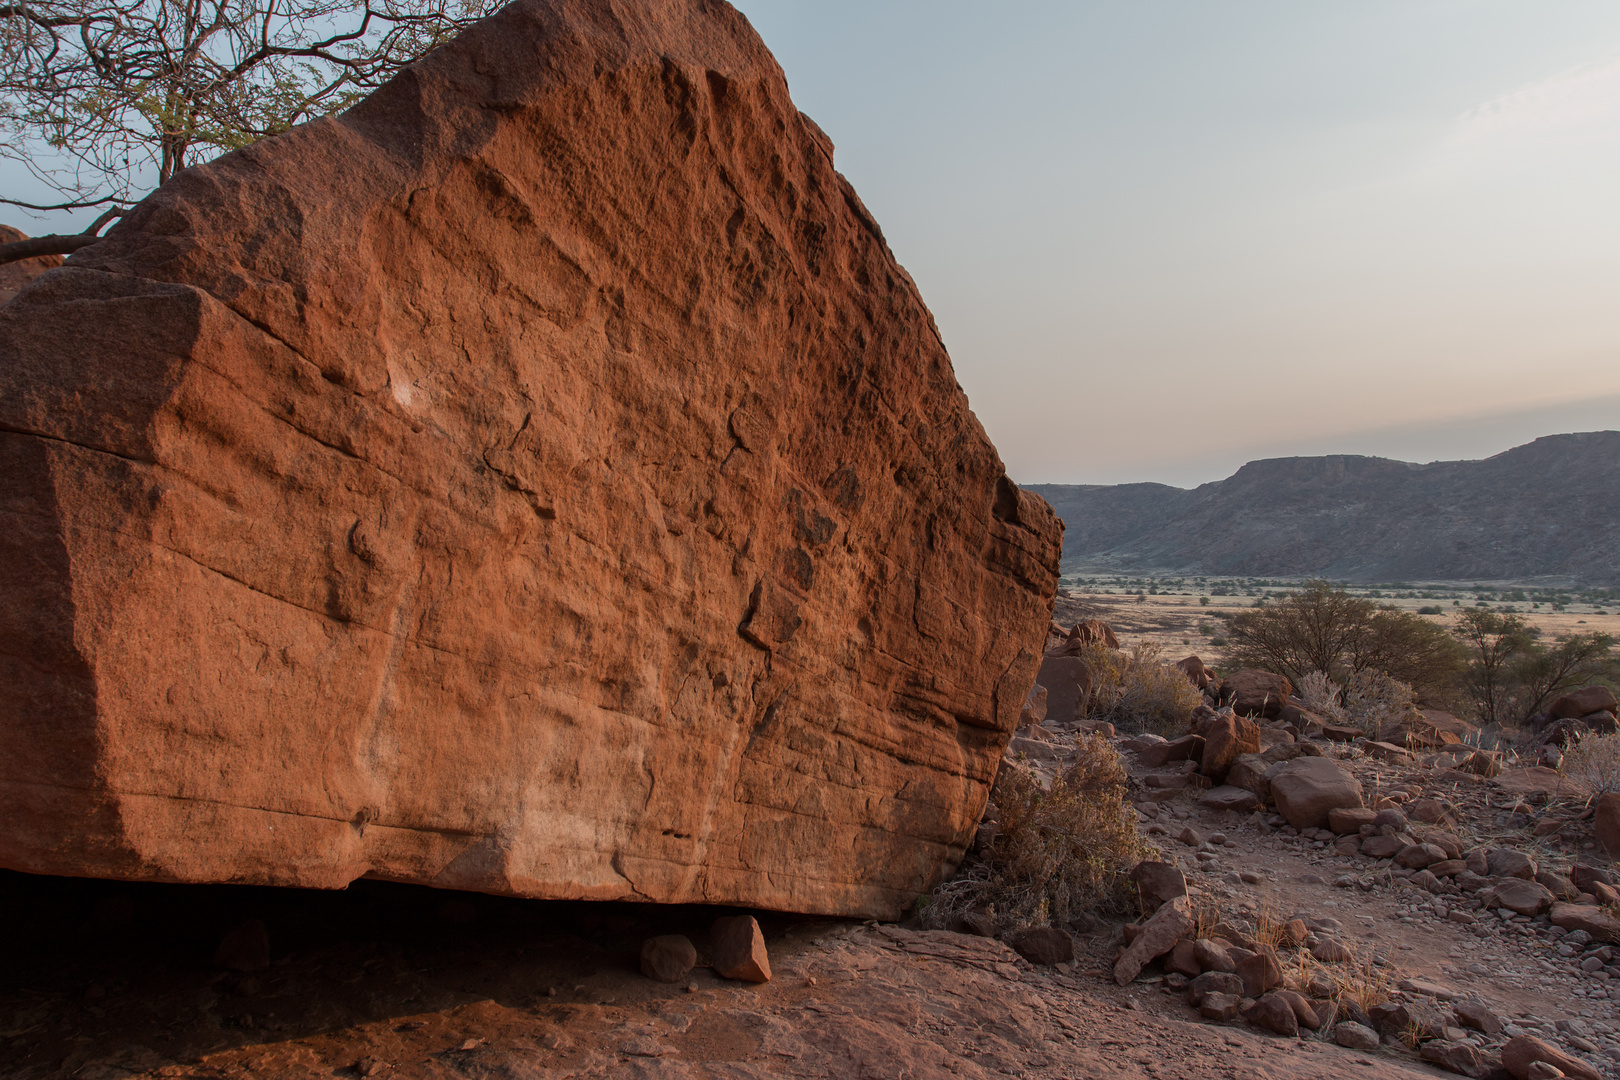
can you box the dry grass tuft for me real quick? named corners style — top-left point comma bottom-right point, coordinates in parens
top-left (1561, 732), bottom-right (1620, 798)
top-left (1077, 642), bottom-right (1204, 736)
top-left (922, 733), bottom-right (1154, 932)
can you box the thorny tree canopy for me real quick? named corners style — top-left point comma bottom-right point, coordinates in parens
top-left (0, 0), bottom-right (496, 214)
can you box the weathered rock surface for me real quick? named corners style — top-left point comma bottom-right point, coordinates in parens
top-left (1114, 895), bottom-right (1192, 985)
top-left (1500, 1035), bottom-right (1602, 1080)
top-left (1551, 686), bottom-right (1619, 721)
top-left (1217, 670), bottom-right (1293, 719)
top-left (0, 0), bottom-right (1060, 918)
top-left (1036, 655), bottom-right (1094, 724)
top-left (1596, 793), bottom-right (1620, 858)
top-left (0, 225), bottom-right (64, 306)
top-left (1269, 758), bottom-right (1363, 830)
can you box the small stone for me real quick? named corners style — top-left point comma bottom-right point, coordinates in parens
top-left (213, 919), bottom-right (271, 973)
top-left (710, 915), bottom-right (771, 983)
top-left (1236, 949), bottom-right (1283, 997)
top-left (1526, 1063), bottom-right (1566, 1080)
top-left (1244, 992), bottom-right (1299, 1036)
top-left (1179, 826), bottom-right (1205, 846)
top-left (1188, 970), bottom-right (1245, 1006)
top-left (1335, 1022), bottom-right (1381, 1050)
top-left (1200, 991), bottom-right (1242, 1021)
top-left (640, 935), bottom-right (698, 983)
top-left (1420, 1039), bottom-right (1486, 1077)
top-left (1007, 926), bottom-right (1074, 966)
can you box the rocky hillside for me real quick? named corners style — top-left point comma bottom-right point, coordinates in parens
top-left (1029, 432), bottom-right (1620, 584)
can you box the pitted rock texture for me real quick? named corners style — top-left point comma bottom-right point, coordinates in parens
top-left (0, 225), bottom-right (63, 306)
top-left (0, 0), bottom-right (1060, 919)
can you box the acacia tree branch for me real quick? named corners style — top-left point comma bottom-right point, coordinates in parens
top-left (0, 204), bottom-right (125, 265)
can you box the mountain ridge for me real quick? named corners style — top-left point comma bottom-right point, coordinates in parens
top-left (1026, 431), bottom-right (1620, 584)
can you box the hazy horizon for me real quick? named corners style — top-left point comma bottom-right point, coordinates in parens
top-left (6, 1), bottom-right (1619, 488)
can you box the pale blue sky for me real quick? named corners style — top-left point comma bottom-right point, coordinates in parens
top-left (733, 0), bottom-right (1620, 485)
top-left (7, 1), bottom-right (1620, 486)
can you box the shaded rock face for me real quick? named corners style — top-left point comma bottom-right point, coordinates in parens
top-left (0, 0), bottom-right (1060, 919)
top-left (0, 225), bottom-right (64, 306)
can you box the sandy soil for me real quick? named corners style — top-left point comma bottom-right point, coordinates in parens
top-left (5, 730), bottom-right (1616, 1080)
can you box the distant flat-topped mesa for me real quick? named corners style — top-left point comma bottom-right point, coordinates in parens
top-left (0, 0), bottom-right (1060, 918)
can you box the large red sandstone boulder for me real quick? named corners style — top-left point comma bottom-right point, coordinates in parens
top-left (0, 225), bottom-right (64, 306)
top-left (0, 0), bottom-right (1061, 919)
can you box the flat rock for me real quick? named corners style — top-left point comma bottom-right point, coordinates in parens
top-left (1199, 785), bottom-right (1261, 812)
top-left (1335, 1021), bottom-right (1380, 1050)
top-left (0, 0), bottom-right (1060, 917)
top-left (1005, 926), bottom-right (1072, 966)
top-left (1270, 758), bottom-right (1363, 830)
top-left (1500, 1035), bottom-right (1602, 1080)
top-left (1549, 902), bottom-right (1620, 943)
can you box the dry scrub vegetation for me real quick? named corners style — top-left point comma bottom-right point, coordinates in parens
top-left (924, 733), bottom-right (1153, 933)
top-left (1076, 641), bottom-right (1203, 736)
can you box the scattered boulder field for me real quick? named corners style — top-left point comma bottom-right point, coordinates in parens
top-left (974, 622), bottom-right (1620, 1078)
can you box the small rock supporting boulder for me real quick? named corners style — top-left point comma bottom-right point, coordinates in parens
top-left (710, 916), bottom-right (772, 983)
top-left (640, 935), bottom-right (698, 983)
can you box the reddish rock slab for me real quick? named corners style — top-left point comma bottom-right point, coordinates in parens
top-left (1270, 758), bottom-right (1363, 830)
top-left (1114, 895), bottom-right (1192, 985)
top-left (0, 0), bottom-right (1060, 918)
top-left (1551, 686), bottom-right (1619, 720)
top-left (1501, 1035), bottom-right (1602, 1080)
top-left (0, 225), bottom-right (66, 306)
top-left (1217, 670), bottom-right (1293, 719)
top-left (1597, 792), bottom-right (1620, 858)
top-left (1550, 902), bottom-right (1620, 943)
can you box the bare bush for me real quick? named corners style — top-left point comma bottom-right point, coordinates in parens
top-left (923, 733), bottom-right (1152, 932)
top-left (1341, 669), bottom-right (1415, 736)
top-left (1561, 732), bottom-right (1620, 798)
top-left (1296, 670), bottom-right (1348, 726)
top-left (1078, 642), bottom-right (1203, 736)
